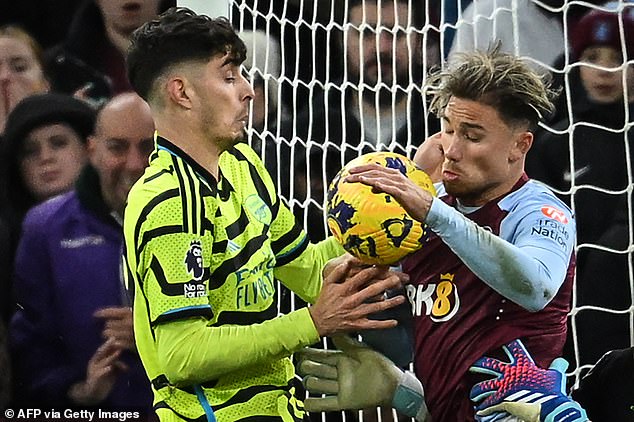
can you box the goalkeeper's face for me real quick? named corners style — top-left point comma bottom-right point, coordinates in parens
top-left (346, 2), bottom-right (415, 87)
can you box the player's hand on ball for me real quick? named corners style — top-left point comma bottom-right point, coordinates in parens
top-left (309, 256), bottom-right (408, 337)
top-left (327, 152), bottom-right (435, 265)
top-left (469, 339), bottom-right (588, 422)
top-left (321, 254), bottom-right (364, 281)
top-left (345, 163), bottom-right (434, 224)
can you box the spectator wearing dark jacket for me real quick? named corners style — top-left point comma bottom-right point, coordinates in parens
top-left (526, 5), bottom-right (634, 371)
top-left (9, 93), bottom-right (155, 411)
top-left (0, 93), bottom-right (95, 321)
top-left (44, 0), bottom-right (174, 104)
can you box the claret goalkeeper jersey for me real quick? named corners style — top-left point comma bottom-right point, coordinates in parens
top-left (123, 135), bottom-right (343, 422)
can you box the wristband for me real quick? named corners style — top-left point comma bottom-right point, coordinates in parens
top-left (391, 370), bottom-right (429, 421)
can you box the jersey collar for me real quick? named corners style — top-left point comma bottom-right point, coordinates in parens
top-left (154, 135), bottom-right (219, 192)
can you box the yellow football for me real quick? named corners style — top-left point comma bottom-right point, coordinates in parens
top-left (326, 151), bottom-right (436, 265)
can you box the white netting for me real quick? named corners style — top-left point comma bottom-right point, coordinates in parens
top-left (228, 0), bottom-right (633, 418)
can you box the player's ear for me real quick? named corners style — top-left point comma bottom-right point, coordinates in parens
top-left (166, 76), bottom-right (193, 110)
top-left (509, 131), bottom-right (532, 163)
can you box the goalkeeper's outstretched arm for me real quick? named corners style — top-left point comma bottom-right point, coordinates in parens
top-left (296, 335), bottom-right (431, 421)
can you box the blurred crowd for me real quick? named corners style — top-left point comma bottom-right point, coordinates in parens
top-left (0, 0), bottom-right (631, 421)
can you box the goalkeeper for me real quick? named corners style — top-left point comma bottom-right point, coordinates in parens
top-left (343, 46), bottom-right (576, 421)
top-left (123, 7), bottom-right (409, 422)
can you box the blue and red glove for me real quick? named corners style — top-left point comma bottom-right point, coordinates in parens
top-left (469, 339), bottom-right (588, 422)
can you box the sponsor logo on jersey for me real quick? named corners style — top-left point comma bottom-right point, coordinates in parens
top-left (235, 254), bottom-right (276, 309)
top-left (530, 217), bottom-right (571, 249)
top-left (541, 206), bottom-right (569, 224)
top-left (407, 273), bottom-right (460, 322)
top-left (227, 240), bottom-right (241, 253)
top-left (184, 239), bottom-right (204, 281)
top-left (183, 283), bottom-right (206, 298)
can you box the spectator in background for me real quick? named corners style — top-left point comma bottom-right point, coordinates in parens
top-left (571, 346), bottom-right (634, 421)
top-left (301, 0), bottom-right (439, 155)
top-left (449, 0), bottom-right (565, 72)
top-left (0, 25), bottom-right (50, 134)
top-left (0, 0), bottom-right (84, 50)
top-left (527, 6), bottom-right (633, 249)
top-left (0, 93), bottom-right (95, 321)
top-left (44, 0), bottom-right (174, 105)
top-left (526, 5), bottom-right (633, 369)
top-left (239, 29), bottom-right (290, 189)
top-left (9, 93), bottom-right (155, 412)
top-left (293, 0), bottom-right (441, 241)
top-left (0, 217), bottom-right (9, 322)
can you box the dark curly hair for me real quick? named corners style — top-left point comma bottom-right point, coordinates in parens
top-left (126, 7), bottom-right (247, 101)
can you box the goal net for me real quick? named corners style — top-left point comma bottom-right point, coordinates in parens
top-left (229, 0), bottom-right (633, 417)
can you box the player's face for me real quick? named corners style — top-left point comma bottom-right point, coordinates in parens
top-left (579, 46), bottom-right (626, 104)
top-left (191, 53), bottom-right (254, 151)
top-left (88, 95), bottom-right (155, 215)
top-left (439, 97), bottom-right (531, 206)
top-left (19, 123), bottom-right (87, 201)
top-left (346, 1), bottom-right (415, 87)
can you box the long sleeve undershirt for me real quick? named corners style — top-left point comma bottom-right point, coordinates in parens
top-left (155, 237), bottom-right (343, 386)
top-left (426, 195), bottom-right (573, 312)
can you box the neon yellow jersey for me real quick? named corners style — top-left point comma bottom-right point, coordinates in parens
top-left (123, 136), bottom-right (344, 422)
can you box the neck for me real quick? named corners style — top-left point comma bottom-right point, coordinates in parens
top-left (156, 120), bottom-right (222, 179)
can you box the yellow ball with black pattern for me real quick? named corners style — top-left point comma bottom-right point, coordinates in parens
top-left (326, 151), bottom-right (436, 265)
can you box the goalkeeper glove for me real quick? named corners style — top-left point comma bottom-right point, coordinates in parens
top-left (469, 339), bottom-right (588, 422)
top-left (296, 334), bottom-right (429, 421)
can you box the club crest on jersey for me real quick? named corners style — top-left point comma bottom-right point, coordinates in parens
top-left (185, 240), bottom-right (204, 281)
top-left (541, 206), bottom-right (569, 224)
top-left (244, 194), bottom-right (272, 225)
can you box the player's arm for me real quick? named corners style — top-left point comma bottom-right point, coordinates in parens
top-left (156, 309), bottom-right (317, 385)
top-left (274, 235), bottom-right (345, 304)
top-left (413, 132), bottom-right (444, 183)
top-left (346, 165), bottom-right (574, 311)
top-left (422, 195), bottom-right (574, 311)
top-left (154, 262), bottom-right (405, 385)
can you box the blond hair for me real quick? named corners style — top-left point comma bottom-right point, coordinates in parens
top-left (0, 25), bottom-right (46, 71)
top-left (426, 45), bottom-right (558, 130)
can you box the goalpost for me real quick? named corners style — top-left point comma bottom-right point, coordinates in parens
top-left (204, 0), bottom-right (631, 418)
